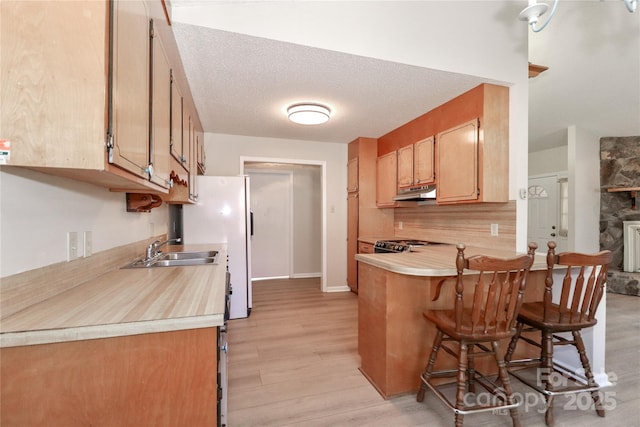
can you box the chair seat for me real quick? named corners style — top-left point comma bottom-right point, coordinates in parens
top-left (517, 301), bottom-right (597, 332)
top-left (424, 309), bottom-right (516, 342)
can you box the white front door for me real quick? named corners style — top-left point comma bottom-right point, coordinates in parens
top-left (247, 170), bottom-right (292, 279)
top-left (528, 175), bottom-right (567, 252)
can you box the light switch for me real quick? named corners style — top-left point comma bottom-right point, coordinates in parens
top-left (67, 232), bottom-right (78, 261)
top-left (83, 231), bottom-right (92, 257)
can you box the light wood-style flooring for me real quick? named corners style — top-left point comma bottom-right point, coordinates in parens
top-left (227, 278), bottom-right (639, 426)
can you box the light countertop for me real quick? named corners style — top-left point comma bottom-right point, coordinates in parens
top-left (0, 244), bottom-right (227, 348)
top-left (355, 243), bottom-right (547, 276)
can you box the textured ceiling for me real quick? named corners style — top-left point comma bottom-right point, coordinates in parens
top-left (172, 23), bottom-right (487, 143)
top-left (170, 1), bottom-right (640, 150)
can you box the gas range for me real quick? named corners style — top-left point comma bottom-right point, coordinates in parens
top-left (373, 239), bottom-right (433, 253)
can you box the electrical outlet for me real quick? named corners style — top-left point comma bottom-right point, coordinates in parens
top-left (491, 223), bottom-right (499, 237)
top-left (67, 232), bottom-right (78, 261)
top-left (83, 231), bottom-right (92, 257)
top-left (399, 221), bottom-right (404, 230)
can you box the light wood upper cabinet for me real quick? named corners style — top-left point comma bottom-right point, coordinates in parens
top-left (397, 145), bottom-right (413, 189)
top-left (149, 19), bottom-right (171, 189)
top-left (414, 136), bottom-right (435, 185)
top-left (0, 0), bottom-right (202, 195)
top-left (436, 86), bottom-right (508, 204)
top-left (170, 72), bottom-right (186, 168)
top-left (110, 0), bottom-right (152, 182)
top-left (196, 125), bottom-right (205, 175)
top-left (436, 119), bottom-right (478, 203)
top-left (376, 151), bottom-right (398, 207)
top-left (347, 158), bottom-right (359, 193)
top-left (397, 136), bottom-right (435, 190)
top-left (1, 1), bottom-right (108, 170)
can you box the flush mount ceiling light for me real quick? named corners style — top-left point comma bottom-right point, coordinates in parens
top-left (287, 103), bottom-right (331, 125)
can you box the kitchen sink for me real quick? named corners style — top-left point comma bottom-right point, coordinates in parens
top-left (158, 250), bottom-right (218, 260)
top-left (122, 250), bottom-right (218, 269)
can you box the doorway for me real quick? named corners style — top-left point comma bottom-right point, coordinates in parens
top-left (241, 157), bottom-right (325, 290)
top-left (246, 169), bottom-right (293, 279)
top-left (528, 174), bottom-right (568, 252)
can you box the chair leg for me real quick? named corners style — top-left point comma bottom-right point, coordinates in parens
top-left (493, 341), bottom-right (522, 427)
top-left (417, 329), bottom-right (443, 402)
top-left (455, 341), bottom-right (468, 427)
top-left (467, 343), bottom-right (476, 393)
top-left (573, 330), bottom-right (605, 418)
top-left (505, 321), bottom-right (524, 363)
top-left (541, 330), bottom-right (555, 427)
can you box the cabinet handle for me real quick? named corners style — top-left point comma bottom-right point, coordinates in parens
top-left (145, 164), bottom-right (154, 178)
top-left (550, 233), bottom-right (556, 237)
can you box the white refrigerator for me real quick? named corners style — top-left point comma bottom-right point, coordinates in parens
top-left (183, 176), bottom-right (252, 319)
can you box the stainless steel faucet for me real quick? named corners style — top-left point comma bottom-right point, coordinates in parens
top-left (145, 237), bottom-right (182, 260)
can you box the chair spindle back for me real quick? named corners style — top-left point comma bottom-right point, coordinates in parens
top-left (544, 241), bottom-right (612, 324)
top-left (454, 243), bottom-right (537, 334)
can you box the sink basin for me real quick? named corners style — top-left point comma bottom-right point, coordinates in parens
top-left (158, 250), bottom-right (218, 260)
top-left (122, 250), bottom-right (218, 269)
top-left (154, 257), bottom-right (217, 267)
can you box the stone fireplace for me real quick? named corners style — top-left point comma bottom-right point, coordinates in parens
top-left (600, 136), bottom-right (640, 296)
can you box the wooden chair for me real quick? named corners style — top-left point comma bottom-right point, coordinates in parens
top-left (417, 243), bottom-right (537, 427)
top-left (504, 241), bottom-right (612, 426)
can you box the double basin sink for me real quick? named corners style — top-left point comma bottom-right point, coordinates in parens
top-left (123, 250), bottom-right (219, 269)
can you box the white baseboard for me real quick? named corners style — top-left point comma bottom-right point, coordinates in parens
top-left (291, 272), bottom-right (321, 279)
top-left (251, 276), bottom-right (289, 282)
top-left (326, 285), bottom-right (351, 293)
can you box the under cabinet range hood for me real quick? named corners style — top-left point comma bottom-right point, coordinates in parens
top-left (393, 185), bottom-right (437, 202)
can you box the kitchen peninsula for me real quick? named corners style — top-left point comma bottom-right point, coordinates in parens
top-left (0, 243), bottom-right (227, 426)
top-left (355, 244), bottom-right (548, 398)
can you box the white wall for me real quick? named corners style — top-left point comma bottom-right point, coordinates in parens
top-left (529, 145), bottom-right (569, 176)
top-left (173, 0), bottom-right (531, 251)
top-left (568, 125), bottom-right (601, 253)
top-left (559, 125), bottom-right (607, 385)
top-left (292, 165), bottom-right (322, 277)
top-left (204, 133), bottom-right (347, 290)
top-left (0, 168), bottom-right (168, 278)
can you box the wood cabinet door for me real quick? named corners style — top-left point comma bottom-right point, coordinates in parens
top-left (347, 192), bottom-right (359, 292)
top-left (347, 157), bottom-right (359, 193)
top-left (170, 72), bottom-right (185, 166)
top-left (358, 242), bottom-right (374, 254)
top-left (376, 151), bottom-right (397, 207)
top-left (414, 136), bottom-right (435, 185)
top-left (437, 119), bottom-right (479, 203)
top-left (196, 126), bottom-right (205, 174)
top-left (0, 1), bottom-right (107, 169)
top-left (149, 22), bottom-right (171, 189)
top-left (397, 145), bottom-right (414, 189)
top-left (110, 0), bottom-right (151, 180)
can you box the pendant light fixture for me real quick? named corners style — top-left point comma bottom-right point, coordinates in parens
top-left (287, 103), bottom-right (331, 125)
top-left (624, 0), bottom-right (637, 13)
top-left (520, 0), bottom-right (636, 33)
top-left (519, 0), bottom-right (558, 32)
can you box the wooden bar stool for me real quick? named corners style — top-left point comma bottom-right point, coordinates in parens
top-left (417, 243), bottom-right (537, 427)
top-left (504, 241), bottom-right (612, 426)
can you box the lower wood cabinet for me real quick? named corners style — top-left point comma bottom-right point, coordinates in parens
top-left (0, 328), bottom-right (218, 426)
top-left (358, 242), bottom-right (374, 254)
top-left (357, 262), bottom-right (546, 398)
